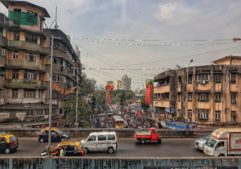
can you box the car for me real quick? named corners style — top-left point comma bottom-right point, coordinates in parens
top-left (81, 132), bottom-right (118, 154)
top-left (38, 127), bottom-right (69, 143)
top-left (0, 133), bottom-right (18, 154)
top-left (194, 134), bottom-right (211, 151)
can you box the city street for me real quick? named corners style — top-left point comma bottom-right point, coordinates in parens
top-left (0, 137), bottom-right (206, 157)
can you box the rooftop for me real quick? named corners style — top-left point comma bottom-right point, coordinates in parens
top-left (1, 0), bottom-right (50, 18)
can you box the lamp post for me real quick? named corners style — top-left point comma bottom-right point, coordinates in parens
top-left (186, 59), bottom-right (193, 121)
top-left (71, 67), bottom-right (80, 128)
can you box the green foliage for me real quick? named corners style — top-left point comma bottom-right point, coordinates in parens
top-left (63, 75), bottom-right (96, 127)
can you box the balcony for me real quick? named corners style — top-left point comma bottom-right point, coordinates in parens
top-left (54, 49), bottom-right (75, 65)
top-left (53, 64), bottom-right (74, 79)
top-left (0, 36), bottom-right (7, 46)
top-left (154, 85), bottom-right (170, 94)
top-left (0, 56), bottom-right (5, 67)
top-left (0, 76), bottom-right (4, 88)
top-left (5, 79), bottom-right (48, 89)
top-left (153, 100), bottom-right (170, 107)
top-left (230, 84), bottom-right (238, 92)
top-left (8, 40), bottom-right (49, 55)
top-left (196, 81), bottom-right (211, 91)
top-left (196, 102), bottom-right (211, 109)
top-left (7, 60), bottom-right (46, 71)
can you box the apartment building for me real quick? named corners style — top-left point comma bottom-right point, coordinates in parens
top-left (154, 56), bottom-right (241, 125)
top-left (0, 1), bottom-right (81, 123)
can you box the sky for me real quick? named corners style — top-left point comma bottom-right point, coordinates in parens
top-left (1, 0), bottom-right (241, 90)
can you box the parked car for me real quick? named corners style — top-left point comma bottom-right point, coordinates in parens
top-left (81, 132), bottom-right (118, 154)
top-left (194, 134), bottom-right (211, 151)
top-left (0, 133), bottom-right (18, 154)
top-left (38, 127), bottom-right (69, 143)
top-left (134, 128), bottom-right (161, 144)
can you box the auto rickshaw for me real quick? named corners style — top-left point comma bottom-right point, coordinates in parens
top-left (0, 133), bottom-right (18, 154)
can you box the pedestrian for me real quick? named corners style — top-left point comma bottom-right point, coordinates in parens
top-left (59, 147), bottom-right (64, 157)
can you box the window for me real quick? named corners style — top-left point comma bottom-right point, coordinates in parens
top-left (24, 71), bottom-right (37, 80)
top-left (188, 93), bottom-right (192, 101)
top-left (26, 110), bottom-right (34, 116)
top-left (87, 135), bottom-right (96, 142)
top-left (98, 135), bottom-right (107, 141)
top-left (25, 33), bottom-right (38, 44)
top-left (14, 8), bottom-right (21, 12)
top-left (197, 73), bottom-right (208, 81)
top-left (25, 52), bottom-right (36, 62)
top-left (231, 111), bottom-right (237, 123)
top-left (0, 49), bottom-right (6, 56)
top-left (215, 93), bottom-right (221, 103)
top-left (188, 109), bottom-right (192, 119)
top-left (108, 135), bottom-right (116, 141)
top-left (12, 69), bottom-right (19, 79)
top-left (198, 109), bottom-right (209, 120)
top-left (231, 93), bottom-right (237, 104)
top-left (214, 74), bottom-right (222, 83)
top-left (24, 89), bottom-right (36, 98)
top-left (230, 73), bottom-right (236, 84)
top-left (177, 93), bottom-right (181, 102)
top-left (215, 111), bottom-right (221, 121)
top-left (12, 89), bottom-right (18, 98)
top-left (188, 74), bottom-right (192, 84)
top-left (36, 109), bottom-right (43, 116)
top-left (13, 32), bottom-right (20, 40)
top-left (198, 93), bottom-right (209, 102)
top-left (12, 51), bottom-right (19, 60)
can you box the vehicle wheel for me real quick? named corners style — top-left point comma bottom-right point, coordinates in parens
top-left (108, 147), bottom-right (114, 154)
top-left (5, 148), bottom-right (10, 154)
top-left (39, 138), bottom-right (44, 143)
top-left (218, 154), bottom-right (225, 157)
top-left (157, 140), bottom-right (162, 144)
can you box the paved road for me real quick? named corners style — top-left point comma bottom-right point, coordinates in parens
top-left (0, 137), bottom-right (206, 157)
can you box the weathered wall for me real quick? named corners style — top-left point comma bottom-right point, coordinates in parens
top-left (0, 157), bottom-right (240, 169)
top-left (0, 128), bottom-right (212, 138)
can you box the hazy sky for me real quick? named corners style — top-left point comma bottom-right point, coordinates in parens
top-left (1, 0), bottom-right (241, 90)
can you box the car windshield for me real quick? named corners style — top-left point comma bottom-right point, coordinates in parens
top-left (206, 139), bottom-right (217, 148)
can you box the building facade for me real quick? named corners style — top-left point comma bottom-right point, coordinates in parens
top-left (0, 1), bottom-right (81, 123)
top-left (117, 74), bottom-right (131, 90)
top-left (154, 56), bottom-right (241, 125)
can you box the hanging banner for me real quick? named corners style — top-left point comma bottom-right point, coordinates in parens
top-left (105, 81), bottom-right (114, 105)
top-left (145, 79), bottom-right (154, 105)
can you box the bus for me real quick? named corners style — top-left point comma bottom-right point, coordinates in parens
top-left (112, 115), bottom-right (125, 128)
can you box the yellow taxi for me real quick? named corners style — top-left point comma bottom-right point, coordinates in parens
top-left (0, 133), bottom-right (18, 154)
top-left (38, 127), bottom-right (69, 143)
top-left (57, 141), bottom-right (85, 156)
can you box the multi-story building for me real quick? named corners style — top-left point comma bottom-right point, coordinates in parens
top-left (154, 56), bottom-right (241, 125)
top-left (117, 74), bottom-right (131, 90)
top-left (0, 1), bottom-right (81, 123)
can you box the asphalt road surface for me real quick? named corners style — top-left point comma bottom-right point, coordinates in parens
top-left (0, 137), bottom-right (206, 157)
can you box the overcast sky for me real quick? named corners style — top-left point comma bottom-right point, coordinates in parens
top-left (1, 0), bottom-right (241, 90)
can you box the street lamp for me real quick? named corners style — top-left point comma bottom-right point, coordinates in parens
top-left (186, 59), bottom-right (193, 121)
top-left (71, 67), bottom-right (81, 128)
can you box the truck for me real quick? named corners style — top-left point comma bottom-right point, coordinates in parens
top-left (134, 128), bottom-right (161, 144)
top-left (204, 128), bottom-right (241, 157)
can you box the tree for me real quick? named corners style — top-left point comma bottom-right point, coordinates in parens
top-left (63, 74), bottom-right (96, 127)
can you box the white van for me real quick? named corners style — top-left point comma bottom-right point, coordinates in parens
top-left (81, 132), bottom-right (118, 154)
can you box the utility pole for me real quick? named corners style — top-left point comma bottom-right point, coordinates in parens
top-left (186, 59), bottom-right (193, 121)
top-left (75, 69), bottom-right (79, 128)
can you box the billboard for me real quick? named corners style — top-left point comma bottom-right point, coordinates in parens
top-left (145, 79), bottom-right (154, 105)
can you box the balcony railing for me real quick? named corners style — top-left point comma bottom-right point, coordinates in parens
top-left (154, 85), bottom-right (170, 93)
top-left (8, 40), bottom-right (49, 55)
top-left (7, 60), bottom-right (46, 71)
top-left (153, 100), bottom-right (170, 107)
top-left (5, 79), bottom-right (48, 89)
